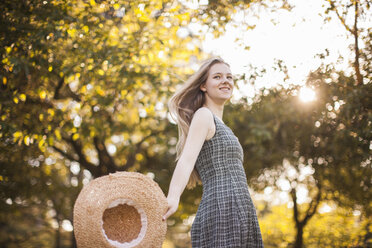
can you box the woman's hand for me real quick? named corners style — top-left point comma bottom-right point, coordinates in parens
top-left (162, 197), bottom-right (180, 221)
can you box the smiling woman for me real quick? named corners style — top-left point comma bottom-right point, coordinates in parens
top-left (164, 57), bottom-right (264, 247)
top-left (200, 63), bottom-right (234, 105)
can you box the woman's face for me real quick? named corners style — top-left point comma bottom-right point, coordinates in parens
top-left (200, 63), bottom-right (234, 103)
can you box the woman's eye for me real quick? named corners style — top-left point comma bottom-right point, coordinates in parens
top-left (214, 76), bottom-right (220, 79)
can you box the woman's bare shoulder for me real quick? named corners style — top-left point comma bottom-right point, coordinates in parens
top-left (192, 107), bottom-right (214, 123)
top-left (192, 107), bottom-right (215, 140)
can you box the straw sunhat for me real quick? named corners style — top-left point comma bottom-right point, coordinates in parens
top-left (73, 171), bottom-right (167, 248)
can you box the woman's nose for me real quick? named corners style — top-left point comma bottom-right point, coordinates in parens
top-left (222, 77), bottom-right (231, 85)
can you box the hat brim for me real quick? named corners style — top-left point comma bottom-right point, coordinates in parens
top-left (73, 172), bottom-right (167, 248)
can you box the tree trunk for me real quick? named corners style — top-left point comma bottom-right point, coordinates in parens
top-left (55, 224), bottom-right (61, 248)
top-left (294, 223), bottom-right (304, 248)
top-left (353, 0), bottom-right (363, 86)
top-left (71, 230), bottom-right (77, 248)
top-left (291, 182), bottom-right (322, 248)
top-left (328, 0), bottom-right (363, 85)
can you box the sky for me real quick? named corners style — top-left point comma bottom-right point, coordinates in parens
top-left (198, 0), bottom-right (360, 102)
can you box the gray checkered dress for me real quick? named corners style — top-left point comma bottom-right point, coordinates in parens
top-left (191, 112), bottom-right (264, 247)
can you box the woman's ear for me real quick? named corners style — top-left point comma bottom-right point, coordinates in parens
top-left (200, 84), bottom-right (206, 92)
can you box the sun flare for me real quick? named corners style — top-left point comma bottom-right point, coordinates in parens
top-left (299, 87), bottom-right (316, 102)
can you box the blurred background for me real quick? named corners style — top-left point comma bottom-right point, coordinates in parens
top-left (0, 0), bottom-right (371, 247)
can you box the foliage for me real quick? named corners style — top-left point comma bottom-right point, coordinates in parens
top-left (259, 202), bottom-right (371, 248)
top-left (258, 202), bottom-right (295, 247)
top-left (0, 0), bottom-right (370, 247)
top-left (224, 21), bottom-right (371, 245)
top-left (0, 0), bottom-right (289, 246)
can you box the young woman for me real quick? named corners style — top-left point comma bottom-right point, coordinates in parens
top-left (162, 57), bottom-right (264, 247)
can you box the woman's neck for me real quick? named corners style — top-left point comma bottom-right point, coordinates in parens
top-left (202, 104), bottom-right (224, 122)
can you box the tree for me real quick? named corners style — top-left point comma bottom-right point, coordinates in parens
top-left (1, 0), bottom-right (290, 246)
top-left (324, 0), bottom-right (371, 86)
top-left (220, 1), bottom-right (372, 246)
top-left (230, 64), bottom-right (370, 247)
top-left (259, 202), bottom-right (370, 247)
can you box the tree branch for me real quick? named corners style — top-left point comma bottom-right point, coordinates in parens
top-left (53, 77), bottom-right (64, 100)
top-left (93, 136), bottom-right (118, 173)
top-left (328, 0), bottom-right (353, 33)
top-left (291, 188), bottom-right (300, 227)
top-left (62, 135), bottom-right (100, 177)
top-left (51, 145), bottom-right (78, 162)
top-left (303, 182), bottom-right (322, 225)
top-left (122, 130), bottom-right (160, 171)
top-left (353, 0), bottom-right (363, 85)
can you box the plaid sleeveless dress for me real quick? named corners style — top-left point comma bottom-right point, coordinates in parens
top-left (190, 112), bottom-right (264, 247)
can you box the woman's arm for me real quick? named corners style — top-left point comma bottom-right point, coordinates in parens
top-left (162, 107), bottom-right (213, 221)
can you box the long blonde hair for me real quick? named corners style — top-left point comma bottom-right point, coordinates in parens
top-left (167, 57), bottom-right (230, 189)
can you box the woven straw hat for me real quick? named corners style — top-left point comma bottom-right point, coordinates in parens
top-left (73, 171), bottom-right (167, 248)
